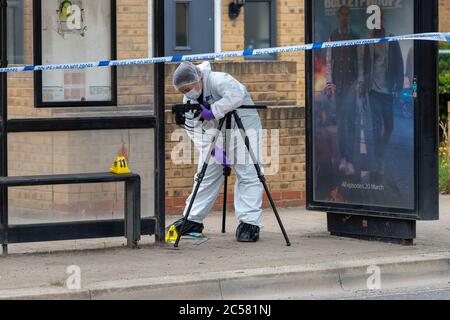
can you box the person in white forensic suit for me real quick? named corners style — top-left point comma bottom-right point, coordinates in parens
top-left (169, 61), bottom-right (264, 242)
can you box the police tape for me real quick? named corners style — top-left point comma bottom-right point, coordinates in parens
top-left (0, 32), bottom-right (449, 73)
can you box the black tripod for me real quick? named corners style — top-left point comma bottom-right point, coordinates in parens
top-left (174, 109), bottom-right (291, 248)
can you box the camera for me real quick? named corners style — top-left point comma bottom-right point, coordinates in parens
top-left (172, 102), bottom-right (268, 126)
top-left (172, 101), bottom-right (203, 126)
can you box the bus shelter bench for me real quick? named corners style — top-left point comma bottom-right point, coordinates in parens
top-left (0, 172), bottom-right (150, 256)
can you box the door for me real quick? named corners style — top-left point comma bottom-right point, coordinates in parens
top-left (164, 0), bottom-right (214, 56)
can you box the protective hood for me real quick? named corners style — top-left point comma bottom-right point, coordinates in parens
top-left (197, 61), bottom-right (212, 82)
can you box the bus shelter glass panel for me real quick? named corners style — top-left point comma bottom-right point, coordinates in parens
top-left (8, 129), bottom-right (155, 225)
top-left (7, 0), bottom-right (155, 117)
top-left (312, 2), bottom-right (415, 209)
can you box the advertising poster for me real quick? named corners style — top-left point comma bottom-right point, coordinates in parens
top-left (312, 0), bottom-right (415, 209)
top-left (41, 0), bottom-right (112, 103)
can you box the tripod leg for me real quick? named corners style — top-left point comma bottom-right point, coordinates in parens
top-left (222, 115), bottom-right (232, 234)
top-left (222, 172), bottom-right (228, 234)
top-left (222, 166), bottom-right (232, 233)
top-left (174, 117), bottom-right (227, 248)
top-left (232, 112), bottom-right (291, 246)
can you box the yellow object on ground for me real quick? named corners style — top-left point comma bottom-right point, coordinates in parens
top-left (165, 225), bottom-right (180, 243)
top-left (110, 156), bottom-right (131, 175)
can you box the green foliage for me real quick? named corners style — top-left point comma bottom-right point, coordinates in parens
top-left (439, 164), bottom-right (448, 194)
top-left (439, 43), bottom-right (450, 73)
top-left (439, 73), bottom-right (450, 127)
top-left (439, 121), bottom-right (449, 195)
top-left (439, 152), bottom-right (448, 195)
top-left (439, 44), bottom-right (450, 135)
top-left (440, 73), bottom-right (450, 95)
top-left (438, 47), bottom-right (450, 194)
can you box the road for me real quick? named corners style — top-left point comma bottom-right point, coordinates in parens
top-left (331, 285), bottom-right (450, 300)
top-left (358, 289), bottom-right (450, 300)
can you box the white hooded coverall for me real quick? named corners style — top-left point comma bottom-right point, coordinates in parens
top-left (182, 62), bottom-right (264, 227)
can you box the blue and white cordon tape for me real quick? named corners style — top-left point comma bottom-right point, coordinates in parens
top-left (1, 32), bottom-right (449, 73)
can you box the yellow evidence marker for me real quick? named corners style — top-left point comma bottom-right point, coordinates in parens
top-left (165, 225), bottom-right (180, 243)
top-left (110, 156), bottom-right (131, 175)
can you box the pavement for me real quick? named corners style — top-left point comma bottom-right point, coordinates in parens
top-left (1, 196), bottom-right (450, 300)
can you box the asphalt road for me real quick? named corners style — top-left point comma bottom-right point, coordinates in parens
top-left (340, 286), bottom-right (450, 300)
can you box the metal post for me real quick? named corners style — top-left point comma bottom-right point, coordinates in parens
top-left (125, 177), bottom-right (141, 249)
top-left (153, 0), bottom-right (165, 242)
top-left (0, 0), bottom-right (9, 256)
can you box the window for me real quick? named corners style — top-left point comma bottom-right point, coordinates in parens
top-left (244, 0), bottom-right (276, 60)
top-left (7, 0), bottom-right (24, 64)
top-left (175, 2), bottom-right (189, 48)
top-left (34, 0), bottom-right (117, 107)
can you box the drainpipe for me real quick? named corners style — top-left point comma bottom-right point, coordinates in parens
top-left (214, 0), bottom-right (222, 55)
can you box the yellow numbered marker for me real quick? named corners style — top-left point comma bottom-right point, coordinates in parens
top-left (110, 156), bottom-right (131, 175)
top-left (165, 225), bottom-right (180, 243)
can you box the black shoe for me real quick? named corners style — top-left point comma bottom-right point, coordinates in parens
top-left (236, 223), bottom-right (260, 242)
top-left (169, 218), bottom-right (204, 236)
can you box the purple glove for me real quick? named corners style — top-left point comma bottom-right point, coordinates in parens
top-left (212, 147), bottom-right (231, 167)
top-left (200, 104), bottom-right (215, 121)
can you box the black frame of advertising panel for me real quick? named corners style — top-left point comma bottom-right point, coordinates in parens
top-left (33, 0), bottom-right (118, 108)
top-left (305, 0), bottom-right (439, 222)
top-left (0, 0), bottom-right (166, 254)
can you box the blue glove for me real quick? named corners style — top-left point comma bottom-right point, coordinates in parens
top-left (200, 104), bottom-right (215, 121)
top-left (212, 147), bottom-right (231, 167)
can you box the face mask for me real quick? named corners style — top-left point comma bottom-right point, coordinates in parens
top-left (185, 88), bottom-right (202, 100)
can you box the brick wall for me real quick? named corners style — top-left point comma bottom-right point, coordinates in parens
top-left (276, 0), bottom-right (305, 107)
top-left (440, 0), bottom-right (450, 32)
top-left (165, 61), bottom-right (298, 108)
top-left (221, 0), bottom-right (245, 53)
